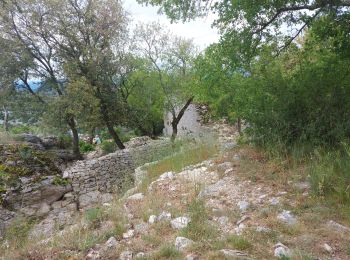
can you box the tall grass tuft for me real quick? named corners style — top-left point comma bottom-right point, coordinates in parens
top-left (309, 144), bottom-right (350, 205)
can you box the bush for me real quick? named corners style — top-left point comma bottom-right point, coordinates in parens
top-left (101, 140), bottom-right (116, 154)
top-left (79, 141), bottom-right (94, 153)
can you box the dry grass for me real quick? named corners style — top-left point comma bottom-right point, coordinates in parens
top-left (219, 144), bottom-right (350, 259)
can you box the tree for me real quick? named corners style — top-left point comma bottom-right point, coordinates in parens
top-left (0, 0), bottom-right (83, 158)
top-left (138, 0), bottom-right (350, 62)
top-left (136, 22), bottom-right (197, 141)
top-left (51, 0), bottom-right (131, 149)
top-left (125, 67), bottom-right (165, 137)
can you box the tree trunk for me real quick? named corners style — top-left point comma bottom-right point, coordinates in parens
top-left (3, 106), bottom-right (9, 132)
top-left (237, 117), bottom-right (242, 135)
top-left (99, 102), bottom-right (125, 149)
top-left (67, 117), bottom-right (82, 160)
top-left (170, 96), bottom-right (194, 142)
top-left (170, 121), bottom-right (178, 142)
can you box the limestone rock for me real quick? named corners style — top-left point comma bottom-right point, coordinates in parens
top-left (135, 252), bottom-right (146, 258)
top-left (127, 193), bottom-right (144, 201)
top-left (237, 200), bottom-right (250, 211)
top-left (220, 249), bottom-right (249, 258)
top-left (171, 217), bottom-right (191, 229)
top-left (122, 229), bottom-right (135, 239)
top-left (217, 162), bottom-right (232, 171)
top-left (277, 210), bottom-right (297, 225)
top-left (274, 243), bottom-right (291, 258)
top-left (175, 237), bottom-right (194, 251)
top-left (186, 254), bottom-right (199, 260)
top-left (256, 226), bottom-right (271, 233)
top-left (120, 251), bottom-right (133, 260)
top-left (157, 211), bottom-right (172, 221)
top-left (157, 171), bottom-right (174, 181)
top-left (322, 243), bottom-right (333, 253)
top-left (86, 248), bottom-right (100, 260)
top-left (78, 191), bottom-right (102, 208)
top-left (327, 220), bottom-right (350, 233)
top-left (105, 237), bottom-right (118, 248)
top-left (134, 222), bottom-right (149, 234)
top-left (148, 215), bottom-right (157, 224)
top-left (269, 197), bottom-right (280, 206)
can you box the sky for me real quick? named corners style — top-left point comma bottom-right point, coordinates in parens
top-left (123, 0), bottom-right (220, 50)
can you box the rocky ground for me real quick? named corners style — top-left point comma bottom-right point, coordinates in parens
top-left (1, 122), bottom-right (350, 259)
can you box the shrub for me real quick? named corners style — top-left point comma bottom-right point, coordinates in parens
top-left (84, 207), bottom-right (105, 229)
top-left (79, 141), bottom-right (94, 153)
top-left (101, 140), bottom-right (116, 154)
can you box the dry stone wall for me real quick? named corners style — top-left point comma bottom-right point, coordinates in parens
top-left (63, 138), bottom-right (173, 208)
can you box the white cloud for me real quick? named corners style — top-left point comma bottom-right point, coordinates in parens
top-left (123, 0), bottom-right (220, 50)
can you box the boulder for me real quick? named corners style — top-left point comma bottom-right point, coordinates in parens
top-left (274, 242), bottom-right (291, 258)
top-left (171, 217), bottom-right (191, 229)
top-left (277, 210), bottom-right (297, 225)
top-left (175, 237), bottom-right (194, 251)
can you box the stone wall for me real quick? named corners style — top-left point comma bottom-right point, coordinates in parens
top-left (63, 138), bottom-right (173, 208)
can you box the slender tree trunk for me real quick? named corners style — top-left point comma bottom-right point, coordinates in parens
top-left (67, 117), bottom-right (82, 159)
top-left (99, 102), bottom-right (125, 149)
top-left (237, 117), bottom-right (242, 135)
top-left (170, 121), bottom-right (178, 142)
top-left (3, 106), bottom-right (9, 132)
top-left (170, 96), bottom-right (194, 142)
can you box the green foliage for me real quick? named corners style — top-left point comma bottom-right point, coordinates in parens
top-left (84, 207), bottom-right (105, 229)
top-left (79, 141), bottom-right (94, 153)
top-left (309, 146), bottom-right (350, 205)
top-left (52, 176), bottom-right (70, 186)
top-left (18, 146), bottom-right (33, 160)
top-left (101, 140), bottom-right (116, 154)
top-left (10, 125), bottom-right (31, 134)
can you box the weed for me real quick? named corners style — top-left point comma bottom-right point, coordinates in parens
top-left (84, 207), bottom-right (105, 228)
top-left (153, 244), bottom-right (182, 259)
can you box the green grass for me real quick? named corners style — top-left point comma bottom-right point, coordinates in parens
top-left (180, 198), bottom-right (219, 241)
top-left (309, 147), bottom-right (350, 205)
top-left (140, 142), bottom-right (217, 192)
top-left (152, 244), bottom-right (182, 259)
